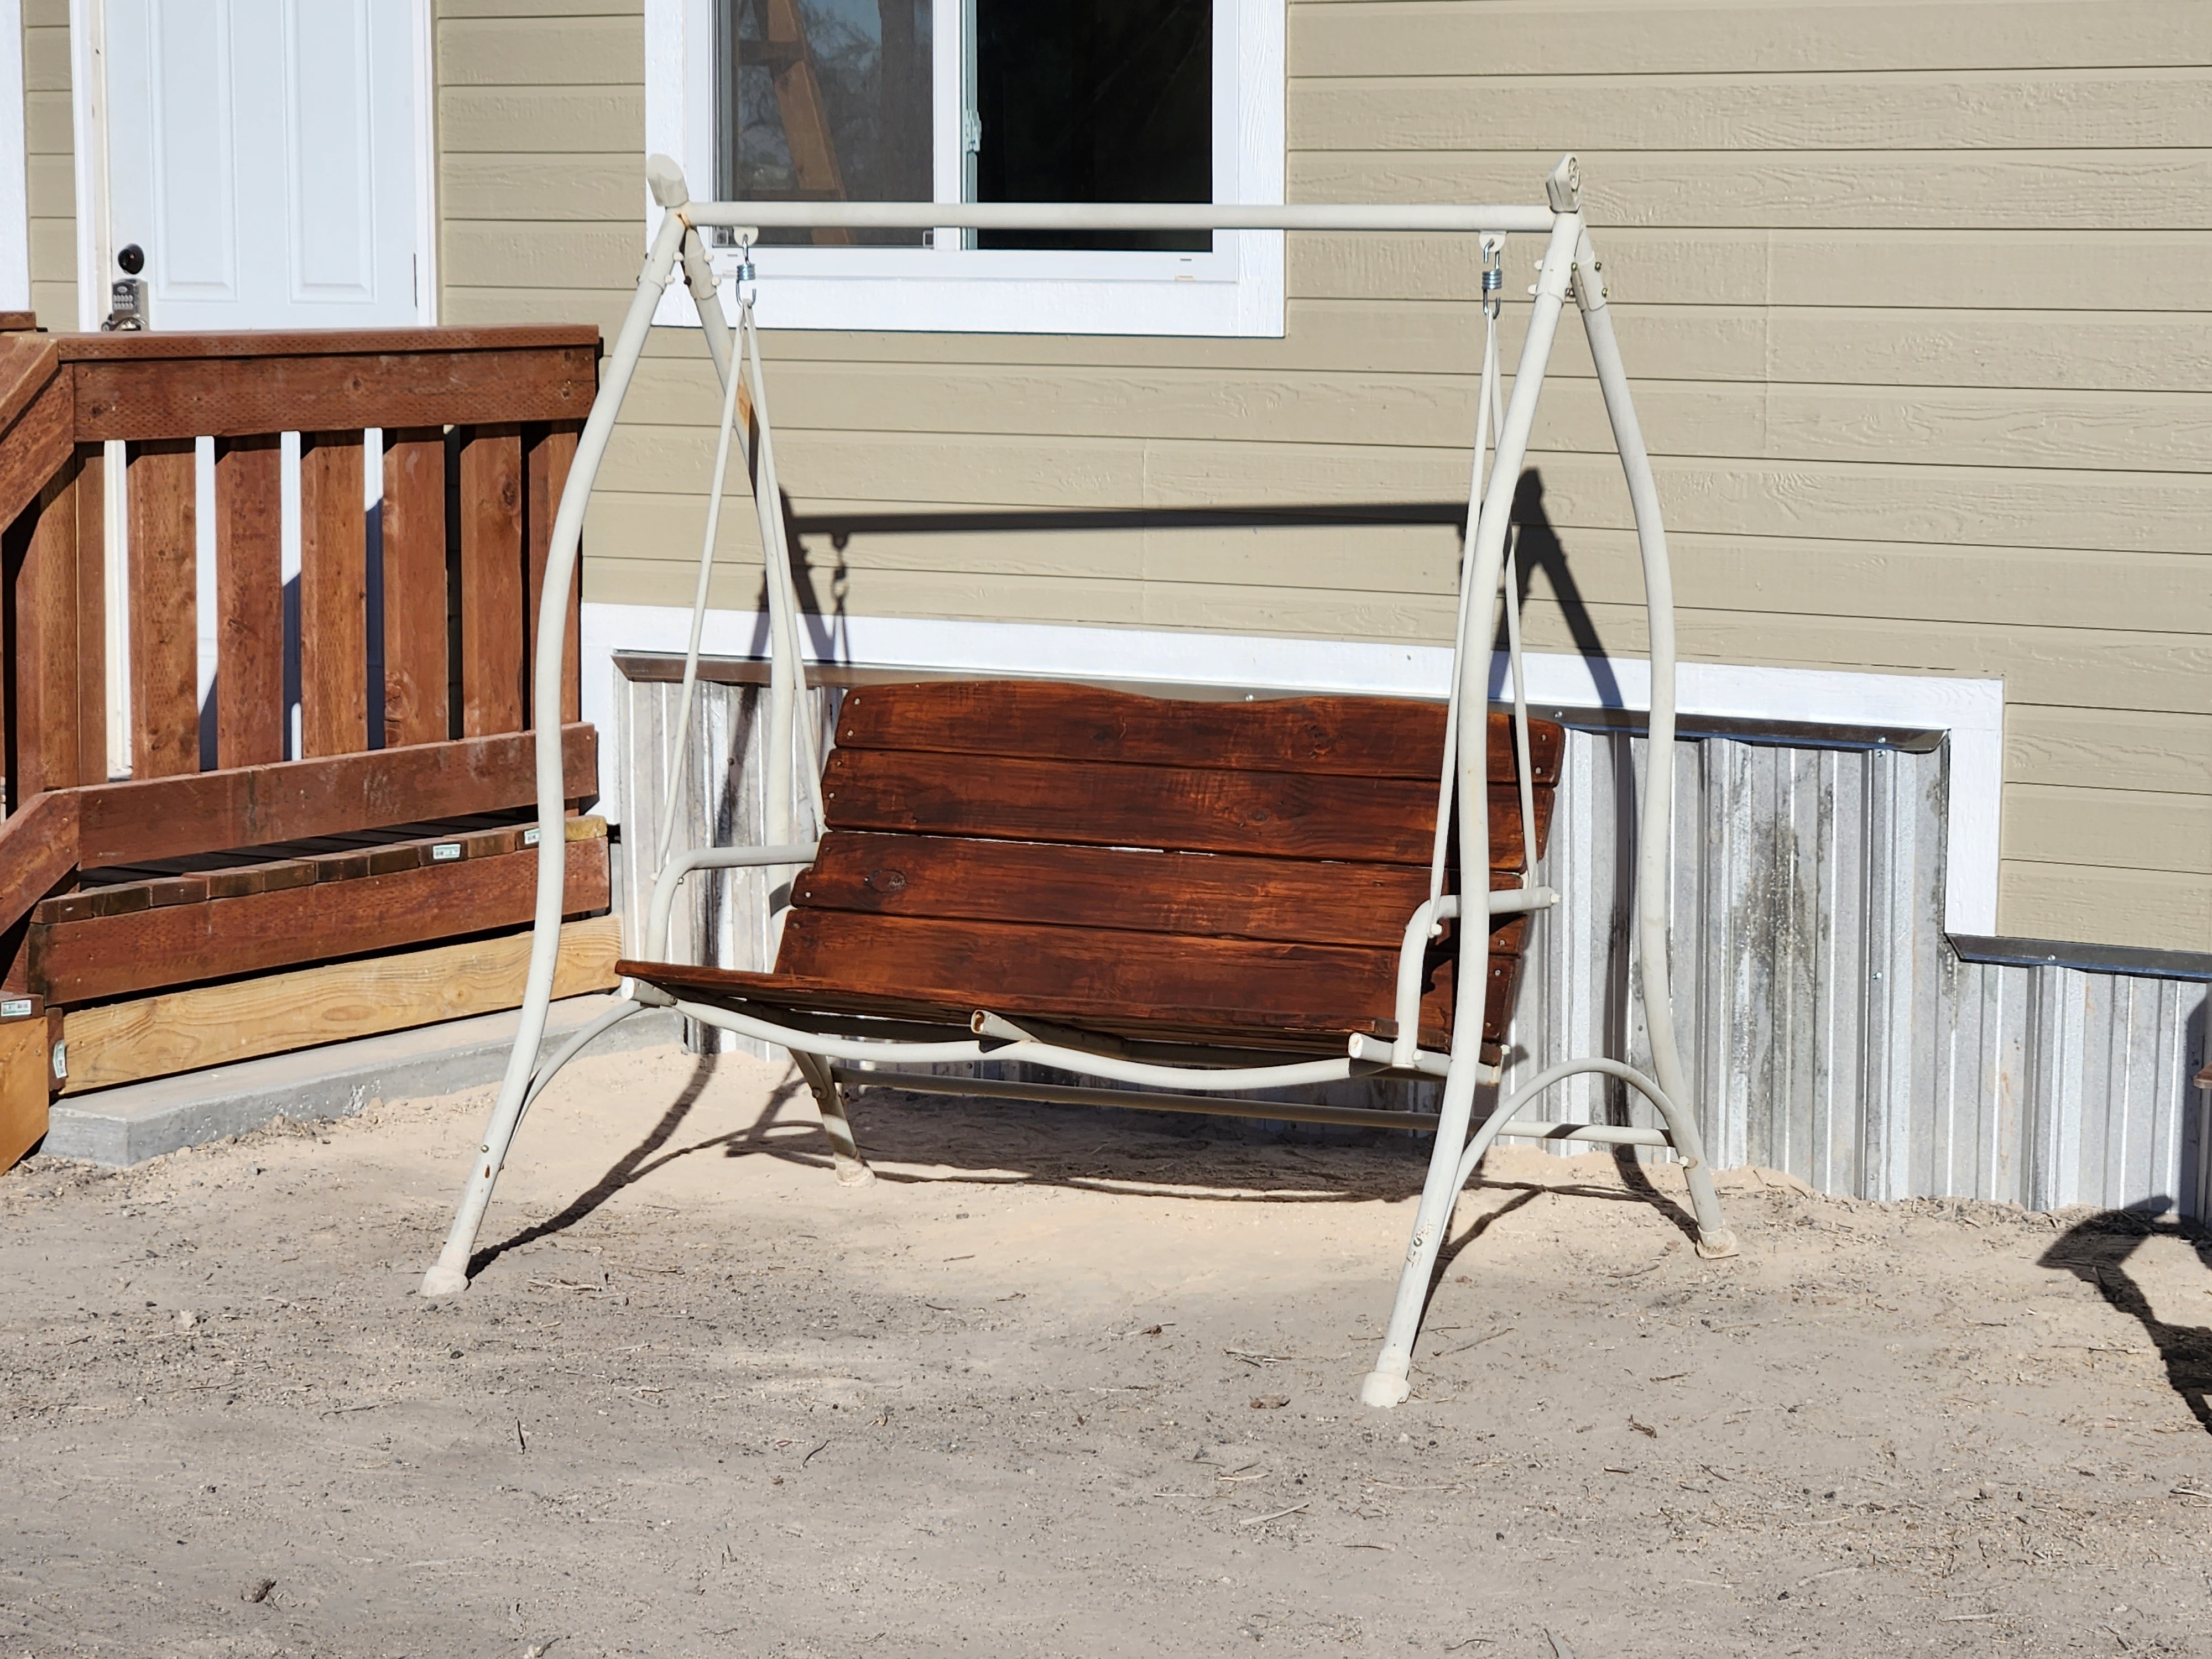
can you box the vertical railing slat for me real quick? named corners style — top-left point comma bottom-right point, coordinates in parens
top-left (381, 426), bottom-right (449, 748)
top-left (124, 438), bottom-right (200, 778)
top-left (299, 430), bottom-right (367, 759)
top-left (6, 451), bottom-right (103, 799)
top-left (525, 421), bottom-right (582, 726)
top-left (214, 434), bottom-right (285, 767)
top-left (458, 423), bottom-right (525, 736)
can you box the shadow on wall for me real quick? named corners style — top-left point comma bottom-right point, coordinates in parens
top-left (2041, 1203), bottom-right (2212, 1434)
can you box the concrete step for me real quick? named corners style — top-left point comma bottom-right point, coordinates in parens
top-left (42, 994), bottom-right (682, 1167)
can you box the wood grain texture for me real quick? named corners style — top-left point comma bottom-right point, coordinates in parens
top-left (0, 364), bottom-right (71, 540)
top-left (124, 439), bottom-right (199, 778)
top-left (0, 792), bottom-right (79, 938)
top-left (822, 745), bottom-right (1547, 868)
top-left (795, 830), bottom-right (1532, 955)
top-left (624, 916), bottom-right (1457, 1051)
top-left (0, 1016), bottom-right (47, 1172)
top-left (459, 425), bottom-right (526, 735)
top-left (0, 334), bottom-right (59, 435)
top-left (299, 432), bottom-right (368, 757)
top-left (215, 435), bottom-right (285, 767)
top-left (30, 835), bottom-right (608, 1004)
top-left (6, 457), bottom-right (85, 797)
top-left (835, 680), bottom-right (1559, 783)
top-left (524, 421), bottom-right (583, 724)
top-left (380, 427), bottom-right (450, 747)
top-left (58, 914), bottom-right (620, 1093)
top-left (71, 723), bottom-right (597, 869)
top-left (67, 340), bottom-right (597, 441)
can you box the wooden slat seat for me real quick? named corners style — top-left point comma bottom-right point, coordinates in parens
top-left (623, 680), bottom-right (1562, 1064)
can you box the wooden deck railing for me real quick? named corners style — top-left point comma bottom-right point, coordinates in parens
top-left (1, 323), bottom-right (597, 795)
top-left (0, 320), bottom-right (603, 984)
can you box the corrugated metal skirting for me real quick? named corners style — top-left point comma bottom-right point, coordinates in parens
top-left (615, 675), bottom-right (2210, 1221)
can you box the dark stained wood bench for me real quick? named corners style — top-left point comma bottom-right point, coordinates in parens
top-left (620, 679), bottom-right (1560, 1062)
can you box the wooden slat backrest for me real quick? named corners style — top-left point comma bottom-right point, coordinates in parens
top-left (679, 679), bottom-right (1568, 1055)
top-left (833, 678), bottom-right (1564, 782)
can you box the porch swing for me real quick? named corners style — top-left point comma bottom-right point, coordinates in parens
top-left (418, 153), bottom-right (1737, 1408)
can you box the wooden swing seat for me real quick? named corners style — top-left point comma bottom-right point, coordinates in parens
top-left (619, 679), bottom-right (1561, 1061)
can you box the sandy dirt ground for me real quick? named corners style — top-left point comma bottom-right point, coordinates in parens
top-left (3, 1040), bottom-right (2210, 1658)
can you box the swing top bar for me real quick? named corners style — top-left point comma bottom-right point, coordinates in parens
top-left (676, 201), bottom-right (1560, 234)
top-left (651, 152), bottom-right (1580, 237)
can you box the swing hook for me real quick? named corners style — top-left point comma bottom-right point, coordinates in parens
top-left (734, 230), bottom-right (759, 302)
top-left (1480, 234), bottom-right (1504, 321)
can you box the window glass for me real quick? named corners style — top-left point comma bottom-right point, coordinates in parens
top-left (973, 0), bottom-right (1212, 252)
top-left (714, 0), bottom-right (933, 247)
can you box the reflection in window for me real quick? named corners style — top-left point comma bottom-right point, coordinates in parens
top-left (714, 0), bottom-right (933, 246)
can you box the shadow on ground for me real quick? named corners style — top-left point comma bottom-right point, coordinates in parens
top-left (2041, 1202), bottom-right (2212, 1433)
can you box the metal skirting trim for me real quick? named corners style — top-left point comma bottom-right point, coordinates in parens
top-left (618, 673), bottom-right (2211, 1222)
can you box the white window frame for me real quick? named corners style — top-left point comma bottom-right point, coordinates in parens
top-left (642, 0), bottom-right (1285, 336)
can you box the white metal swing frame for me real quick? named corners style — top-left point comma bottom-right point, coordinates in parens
top-left (419, 153), bottom-right (1738, 1408)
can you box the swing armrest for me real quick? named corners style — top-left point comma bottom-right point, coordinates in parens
top-left (1390, 888), bottom-right (1558, 1068)
top-left (643, 841), bottom-right (821, 962)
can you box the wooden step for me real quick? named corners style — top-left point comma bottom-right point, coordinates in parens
top-left (27, 824), bottom-right (609, 1005)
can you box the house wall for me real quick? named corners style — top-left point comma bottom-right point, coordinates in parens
top-left (445, 3), bottom-right (2212, 954)
top-left (21, 0), bottom-right (71, 326)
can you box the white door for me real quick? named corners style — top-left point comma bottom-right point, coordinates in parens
top-left (103, 0), bottom-right (426, 330)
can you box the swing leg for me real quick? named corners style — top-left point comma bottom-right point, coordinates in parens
top-left (791, 1049), bottom-right (874, 1186)
top-left (1360, 1050), bottom-right (1486, 1408)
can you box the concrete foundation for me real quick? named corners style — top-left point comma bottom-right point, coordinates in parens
top-left (40, 995), bottom-right (681, 1167)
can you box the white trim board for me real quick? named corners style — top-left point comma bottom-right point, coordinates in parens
top-left (580, 604), bottom-right (2005, 937)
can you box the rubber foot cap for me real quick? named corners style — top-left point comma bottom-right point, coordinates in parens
top-left (1360, 1370), bottom-right (1410, 1409)
top-left (419, 1262), bottom-right (470, 1297)
top-left (834, 1161), bottom-right (877, 1188)
top-left (1694, 1229), bottom-right (1740, 1260)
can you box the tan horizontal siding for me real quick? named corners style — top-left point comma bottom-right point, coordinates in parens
top-left (2007, 708), bottom-right (2212, 798)
top-left (22, 1), bottom-right (74, 328)
top-left (624, 359), bottom-right (2212, 471)
top-left (1291, 229), bottom-right (2212, 308)
top-left (1287, 2), bottom-right (2212, 78)
top-left (446, 0), bottom-right (2212, 951)
top-left (1999, 865), bottom-right (2211, 954)
top-left (436, 14), bottom-right (640, 86)
top-left (1294, 71), bottom-right (2212, 153)
top-left (2004, 785), bottom-right (2210, 875)
top-left (1291, 151), bottom-right (2212, 229)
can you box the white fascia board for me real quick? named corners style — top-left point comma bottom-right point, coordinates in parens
top-left (580, 604), bottom-right (2005, 937)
